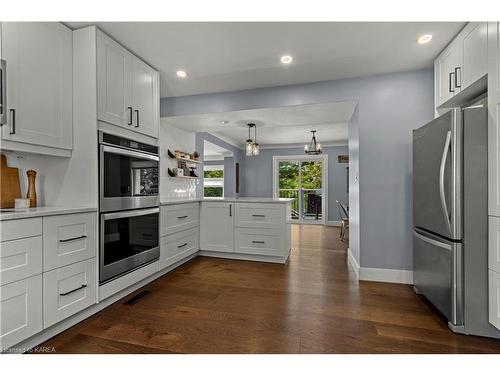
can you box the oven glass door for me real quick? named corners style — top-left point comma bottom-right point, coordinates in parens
top-left (101, 145), bottom-right (159, 211)
top-left (100, 208), bottom-right (159, 284)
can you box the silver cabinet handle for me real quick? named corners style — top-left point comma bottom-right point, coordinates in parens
top-left (449, 72), bottom-right (455, 93)
top-left (59, 235), bottom-right (87, 243)
top-left (9, 109), bottom-right (15, 134)
top-left (127, 106), bottom-right (133, 125)
top-left (177, 242), bottom-right (188, 248)
top-left (60, 284), bottom-right (87, 296)
top-left (252, 240), bottom-right (265, 244)
top-left (134, 109), bottom-right (139, 128)
top-left (252, 214), bottom-right (265, 217)
top-left (0, 59), bottom-right (5, 126)
top-left (439, 130), bottom-right (452, 234)
top-left (454, 67), bottom-right (461, 88)
top-left (177, 215), bottom-right (188, 219)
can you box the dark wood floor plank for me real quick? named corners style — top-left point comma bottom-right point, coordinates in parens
top-left (37, 225), bottom-right (500, 353)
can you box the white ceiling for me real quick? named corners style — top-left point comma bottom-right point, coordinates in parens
top-left (164, 101), bottom-right (357, 148)
top-left (204, 140), bottom-right (233, 160)
top-left (65, 22), bottom-right (465, 97)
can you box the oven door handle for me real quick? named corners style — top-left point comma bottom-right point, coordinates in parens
top-left (101, 144), bottom-right (159, 162)
top-left (102, 207), bottom-right (159, 220)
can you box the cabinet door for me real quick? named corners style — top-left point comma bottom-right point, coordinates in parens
top-left (434, 46), bottom-right (457, 108)
top-left (1, 22), bottom-right (72, 150)
top-left (200, 202), bottom-right (234, 253)
top-left (97, 30), bottom-right (132, 128)
top-left (461, 22), bottom-right (488, 90)
top-left (490, 216), bottom-right (500, 273)
top-left (489, 270), bottom-right (500, 330)
top-left (131, 56), bottom-right (159, 138)
top-left (0, 275), bottom-right (42, 350)
top-left (160, 227), bottom-right (199, 270)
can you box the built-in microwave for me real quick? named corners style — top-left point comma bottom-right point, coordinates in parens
top-left (99, 132), bottom-right (159, 212)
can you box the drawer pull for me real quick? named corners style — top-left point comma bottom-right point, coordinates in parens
top-left (252, 214), bottom-right (266, 217)
top-left (177, 242), bottom-right (188, 248)
top-left (252, 240), bottom-right (265, 244)
top-left (177, 215), bottom-right (188, 219)
top-left (59, 235), bottom-right (87, 243)
top-left (60, 284), bottom-right (87, 296)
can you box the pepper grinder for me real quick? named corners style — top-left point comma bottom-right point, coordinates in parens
top-left (26, 169), bottom-right (37, 208)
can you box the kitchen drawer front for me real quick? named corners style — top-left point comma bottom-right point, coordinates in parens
top-left (43, 212), bottom-right (97, 271)
top-left (161, 203), bottom-right (199, 236)
top-left (235, 204), bottom-right (283, 229)
top-left (43, 258), bottom-right (97, 328)
top-left (489, 269), bottom-right (500, 330)
top-left (235, 228), bottom-right (283, 256)
top-left (160, 227), bottom-right (199, 270)
top-left (0, 274), bottom-right (42, 349)
top-left (0, 236), bottom-right (42, 286)
top-left (0, 218), bottom-right (42, 242)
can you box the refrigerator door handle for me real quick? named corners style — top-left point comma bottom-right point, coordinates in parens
top-left (414, 230), bottom-right (452, 250)
top-left (439, 130), bottom-right (452, 235)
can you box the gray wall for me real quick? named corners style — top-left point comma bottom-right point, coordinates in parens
top-left (164, 69), bottom-right (434, 271)
top-left (242, 146), bottom-right (349, 222)
top-left (195, 132), bottom-right (244, 198)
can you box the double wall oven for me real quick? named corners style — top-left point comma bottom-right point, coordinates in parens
top-left (99, 132), bottom-right (160, 284)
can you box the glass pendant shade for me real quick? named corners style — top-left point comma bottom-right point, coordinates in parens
top-left (252, 143), bottom-right (260, 156)
top-left (246, 140), bottom-right (254, 156)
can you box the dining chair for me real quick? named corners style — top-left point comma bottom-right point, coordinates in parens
top-left (336, 200), bottom-right (349, 241)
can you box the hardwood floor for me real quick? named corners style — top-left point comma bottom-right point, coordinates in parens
top-left (38, 225), bottom-right (500, 353)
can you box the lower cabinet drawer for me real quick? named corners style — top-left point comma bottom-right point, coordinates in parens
top-left (235, 228), bottom-right (283, 256)
top-left (0, 274), bottom-right (42, 350)
top-left (161, 203), bottom-right (199, 236)
top-left (160, 227), bottom-right (199, 270)
top-left (43, 258), bottom-right (97, 329)
top-left (235, 204), bottom-right (284, 229)
top-left (43, 212), bottom-right (97, 271)
top-left (0, 236), bottom-right (42, 286)
top-left (489, 269), bottom-right (500, 330)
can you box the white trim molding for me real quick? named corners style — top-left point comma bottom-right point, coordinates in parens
top-left (359, 267), bottom-right (413, 284)
top-left (347, 248), bottom-right (360, 279)
top-left (347, 248), bottom-right (413, 284)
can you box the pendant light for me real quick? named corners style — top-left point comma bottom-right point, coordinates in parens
top-left (245, 123), bottom-right (260, 156)
top-left (304, 130), bottom-right (322, 155)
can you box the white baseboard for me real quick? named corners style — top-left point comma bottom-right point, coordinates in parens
top-left (327, 220), bottom-right (341, 227)
top-left (360, 267), bottom-right (413, 284)
top-left (347, 247), bottom-right (360, 279)
top-left (347, 248), bottom-right (413, 284)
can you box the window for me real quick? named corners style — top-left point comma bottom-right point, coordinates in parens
top-left (204, 165), bottom-right (224, 198)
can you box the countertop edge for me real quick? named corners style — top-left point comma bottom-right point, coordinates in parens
top-left (0, 207), bottom-right (98, 221)
top-left (161, 198), bottom-right (293, 205)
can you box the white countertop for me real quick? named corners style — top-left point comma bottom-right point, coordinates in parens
top-left (0, 206), bottom-right (97, 221)
top-left (161, 197), bottom-right (294, 205)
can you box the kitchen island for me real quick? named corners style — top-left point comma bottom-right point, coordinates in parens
top-left (161, 197), bottom-right (293, 264)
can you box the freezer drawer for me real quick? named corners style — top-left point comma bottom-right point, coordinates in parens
top-left (413, 230), bottom-right (463, 326)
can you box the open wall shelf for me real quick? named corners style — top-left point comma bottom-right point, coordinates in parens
top-left (167, 149), bottom-right (201, 164)
top-left (167, 167), bottom-right (199, 179)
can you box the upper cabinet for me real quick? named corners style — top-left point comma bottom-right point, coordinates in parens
top-left (96, 30), bottom-right (159, 139)
top-left (0, 22), bottom-right (73, 156)
top-left (434, 22), bottom-right (488, 113)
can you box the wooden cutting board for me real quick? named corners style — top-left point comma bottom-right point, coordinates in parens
top-left (1, 154), bottom-right (21, 208)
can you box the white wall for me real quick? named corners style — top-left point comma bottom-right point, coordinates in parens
top-left (160, 120), bottom-right (199, 201)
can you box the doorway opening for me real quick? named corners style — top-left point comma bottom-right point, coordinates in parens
top-left (273, 155), bottom-right (328, 225)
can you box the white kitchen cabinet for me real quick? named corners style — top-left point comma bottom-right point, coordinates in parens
top-left (489, 216), bottom-right (500, 273)
top-left (0, 22), bottom-right (73, 154)
top-left (434, 42), bottom-right (461, 108)
top-left (235, 203), bottom-right (284, 230)
top-left (200, 201), bottom-right (234, 253)
top-left (43, 212), bottom-right (97, 271)
top-left (0, 236), bottom-right (42, 286)
top-left (461, 22), bottom-right (488, 89)
top-left (96, 29), bottom-right (159, 139)
top-left (0, 274), bottom-right (42, 349)
top-left (161, 203), bottom-right (199, 237)
top-left (160, 227), bottom-right (199, 270)
top-left (234, 227), bottom-right (283, 257)
top-left (43, 258), bottom-right (96, 328)
top-left (489, 22), bottom-right (500, 216)
top-left (489, 270), bottom-right (500, 330)
top-left (97, 30), bottom-right (132, 129)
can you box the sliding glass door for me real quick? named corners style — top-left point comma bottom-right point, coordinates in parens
top-left (274, 156), bottom-right (326, 224)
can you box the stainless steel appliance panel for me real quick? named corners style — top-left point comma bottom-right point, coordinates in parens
top-left (413, 229), bottom-right (463, 324)
top-left (100, 207), bottom-right (160, 284)
top-left (413, 109), bottom-right (462, 240)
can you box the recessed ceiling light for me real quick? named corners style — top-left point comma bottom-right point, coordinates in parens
top-left (417, 34), bottom-right (433, 44)
top-left (280, 55), bottom-right (293, 64)
top-left (176, 70), bottom-right (188, 78)
top-left (220, 120), bottom-right (229, 124)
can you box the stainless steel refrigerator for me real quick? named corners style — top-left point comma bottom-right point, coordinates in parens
top-left (413, 103), bottom-right (500, 338)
